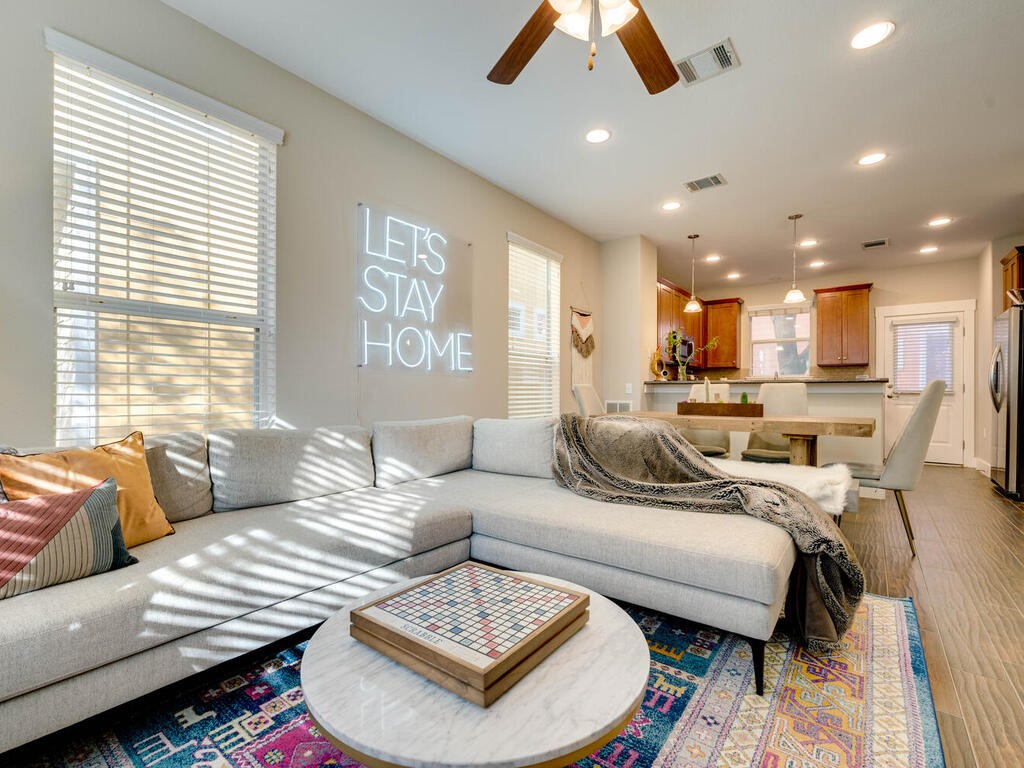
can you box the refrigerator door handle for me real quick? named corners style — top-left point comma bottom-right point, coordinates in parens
top-left (990, 345), bottom-right (1004, 412)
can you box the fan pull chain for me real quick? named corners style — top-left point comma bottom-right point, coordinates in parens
top-left (587, 0), bottom-right (599, 71)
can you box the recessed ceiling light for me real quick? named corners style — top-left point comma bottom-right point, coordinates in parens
top-left (585, 128), bottom-right (611, 144)
top-left (726, 272), bottom-right (740, 280)
top-left (809, 260), bottom-right (825, 268)
top-left (705, 254), bottom-right (721, 263)
top-left (799, 239), bottom-right (819, 248)
top-left (920, 246), bottom-right (939, 254)
top-left (851, 21), bottom-right (896, 50)
top-left (928, 216), bottom-right (952, 227)
top-left (661, 201), bottom-right (681, 211)
top-left (858, 152), bottom-right (887, 166)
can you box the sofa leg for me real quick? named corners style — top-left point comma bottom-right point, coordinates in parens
top-left (748, 637), bottom-right (766, 695)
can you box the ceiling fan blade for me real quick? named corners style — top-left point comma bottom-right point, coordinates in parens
top-left (487, 2), bottom-right (561, 85)
top-left (616, 1), bottom-right (680, 94)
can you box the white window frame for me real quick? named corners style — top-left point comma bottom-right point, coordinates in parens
top-left (507, 233), bottom-right (561, 419)
top-left (48, 31), bottom-right (283, 445)
top-left (748, 302), bottom-right (812, 378)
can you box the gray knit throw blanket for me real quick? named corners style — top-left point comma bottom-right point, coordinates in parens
top-left (553, 414), bottom-right (865, 653)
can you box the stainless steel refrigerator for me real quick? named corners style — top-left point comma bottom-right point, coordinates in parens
top-left (991, 304), bottom-right (1024, 497)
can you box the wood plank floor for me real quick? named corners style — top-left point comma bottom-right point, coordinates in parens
top-left (841, 465), bottom-right (1024, 768)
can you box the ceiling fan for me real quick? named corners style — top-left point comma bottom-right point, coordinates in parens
top-left (487, 0), bottom-right (680, 95)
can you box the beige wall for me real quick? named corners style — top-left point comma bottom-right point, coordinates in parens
top-left (599, 236), bottom-right (657, 410)
top-left (702, 257), bottom-right (980, 373)
top-left (0, 0), bottom-right (602, 446)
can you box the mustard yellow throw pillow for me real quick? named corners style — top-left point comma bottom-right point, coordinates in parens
top-left (0, 432), bottom-right (173, 548)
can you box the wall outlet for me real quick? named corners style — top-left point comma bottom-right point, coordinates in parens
top-left (624, 383), bottom-right (633, 394)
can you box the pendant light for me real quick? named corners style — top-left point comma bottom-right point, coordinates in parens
top-left (783, 213), bottom-right (807, 304)
top-left (684, 233), bottom-right (702, 313)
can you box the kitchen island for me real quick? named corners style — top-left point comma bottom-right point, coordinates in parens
top-left (643, 377), bottom-right (888, 476)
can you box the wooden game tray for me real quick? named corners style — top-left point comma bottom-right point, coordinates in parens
top-left (350, 562), bottom-right (589, 696)
top-left (676, 401), bottom-right (764, 417)
top-left (352, 612), bottom-right (588, 707)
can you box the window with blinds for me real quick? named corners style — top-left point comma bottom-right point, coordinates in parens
top-left (508, 236), bottom-right (561, 418)
top-left (892, 319), bottom-right (955, 394)
top-left (52, 53), bottom-right (277, 446)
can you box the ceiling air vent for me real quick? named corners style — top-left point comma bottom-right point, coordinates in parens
top-left (685, 173), bottom-right (727, 193)
top-left (861, 238), bottom-right (890, 250)
top-left (675, 38), bottom-right (741, 87)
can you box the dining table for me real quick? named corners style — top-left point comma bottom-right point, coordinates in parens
top-left (627, 411), bottom-right (876, 466)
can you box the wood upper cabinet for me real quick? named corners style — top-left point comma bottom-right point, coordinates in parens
top-left (1002, 246), bottom-right (1024, 310)
top-left (703, 298), bottom-right (742, 368)
top-left (656, 280), bottom-right (739, 370)
top-left (814, 283), bottom-right (871, 367)
top-left (657, 279), bottom-right (704, 366)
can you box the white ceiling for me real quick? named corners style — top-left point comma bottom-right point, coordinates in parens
top-left (160, 0), bottom-right (1024, 291)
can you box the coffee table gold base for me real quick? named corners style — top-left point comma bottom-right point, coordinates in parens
top-left (309, 693), bottom-right (644, 768)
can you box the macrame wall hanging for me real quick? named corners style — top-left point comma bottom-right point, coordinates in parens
top-left (570, 306), bottom-right (595, 387)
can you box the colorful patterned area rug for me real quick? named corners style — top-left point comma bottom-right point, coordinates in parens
top-left (7, 594), bottom-right (943, 768)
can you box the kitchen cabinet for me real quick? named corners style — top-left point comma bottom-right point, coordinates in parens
top-left (814, 283), bottom-right (871, 367)
top-left (1002, 246), bottom-right (1024, 310)
top-left (657, 279), bottom-right (703, 367)
top-left (703, 298), bottom-right (742, 368)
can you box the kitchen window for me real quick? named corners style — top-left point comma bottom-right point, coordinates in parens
top-left (749, 304), bottom-right (811, 377)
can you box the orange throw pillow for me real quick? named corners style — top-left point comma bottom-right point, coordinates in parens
top-left (0, 432), bottom-right (173, 548)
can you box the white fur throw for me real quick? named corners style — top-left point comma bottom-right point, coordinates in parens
top-left (709, 459), bottom-right (851, 516)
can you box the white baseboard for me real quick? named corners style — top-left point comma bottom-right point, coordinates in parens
top-left (975, 458), bottom-right (991, 477)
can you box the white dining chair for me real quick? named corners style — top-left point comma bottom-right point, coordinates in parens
top-left (841, 379), bottom-right (945, 557)
top-left (680, 382), bottom-right (731, 457)
top-left (572, 384), bottom-right (605, 417)
top-left (741, 382), bottom-right (808, 463)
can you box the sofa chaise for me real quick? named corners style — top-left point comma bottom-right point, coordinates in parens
top-left (0, 415), bottom-right (853, 753)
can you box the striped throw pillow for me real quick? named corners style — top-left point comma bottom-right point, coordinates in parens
top-left (0, 477), bottom-right (137, 599)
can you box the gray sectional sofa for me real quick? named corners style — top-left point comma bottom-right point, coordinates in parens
top-left (0, 415), bottom-right (851, 753)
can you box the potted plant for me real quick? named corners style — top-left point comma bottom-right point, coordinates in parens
top-left (665, 330), bottom-right (720, 379)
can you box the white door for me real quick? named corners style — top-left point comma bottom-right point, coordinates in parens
top-left (880, 310), bottom-right (965, 464)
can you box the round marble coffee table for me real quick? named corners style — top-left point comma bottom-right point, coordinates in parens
top-left (301, 571), bottom-right (650, 768)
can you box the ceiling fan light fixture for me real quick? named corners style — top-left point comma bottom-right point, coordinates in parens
top-left (599, 0), bottom-right (638, 36)
top-left (549, 0), bottom-right (584, 13)
top-left (554, 3), bottom-right (593, 42)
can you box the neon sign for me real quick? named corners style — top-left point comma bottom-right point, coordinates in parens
top-left (356, 206), bottom-right (473, 372)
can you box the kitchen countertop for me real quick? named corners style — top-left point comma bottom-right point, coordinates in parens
top-left (645, 377), bottom-right (889, 384)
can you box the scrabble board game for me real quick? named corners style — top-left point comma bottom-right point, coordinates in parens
top-left (350, 563), bottom-right (589, 704)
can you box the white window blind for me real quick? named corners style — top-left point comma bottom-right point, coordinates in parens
top-left (508, 236), bottom-right (561, 418)
top-left (52, 53), bottom-right (277, 446)
top-left (748, 304), bottom-right (811, 377)
top-left (891, 319), bottom-right (955, 394)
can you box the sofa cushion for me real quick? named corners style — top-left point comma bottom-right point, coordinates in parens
top-left (145, 432), bottom-right (213, 523)
top-left (208, 427), bottom-right (374, 512)
top-left (0, 433), bottom-right (173, 548)
top-left (472, 417), bottom-right (554, 479)
top-left (372, 416), bottom-right (473, 488)
top-left (0, 479), bottom-right (135, 600)
top-left (397, 470), bottom-right (796, 606)
top-left (0, 486), bottom-right (471, 703)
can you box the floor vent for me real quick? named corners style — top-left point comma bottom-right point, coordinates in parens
top-left (686, 174), bottom-right (728, 193)
top-left (605, 400), bottom-right (633, 413)
top-left (675, 38), bottom-right (741, 87)
top-left (861, 238), bottom-right (890, 250)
